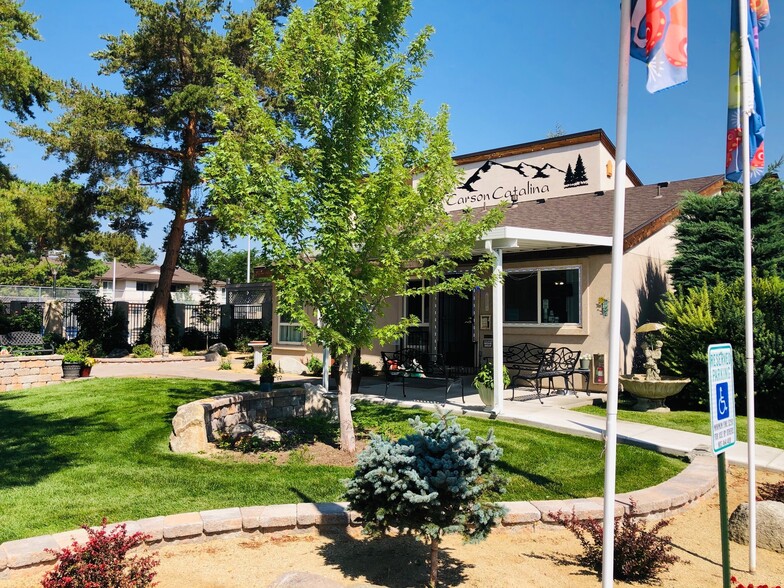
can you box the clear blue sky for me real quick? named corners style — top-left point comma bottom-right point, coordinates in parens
top-left (3, 1), bottom-right (783, 262)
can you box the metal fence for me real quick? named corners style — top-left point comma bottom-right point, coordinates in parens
top-left (0, 285), bottom-right (90, 302)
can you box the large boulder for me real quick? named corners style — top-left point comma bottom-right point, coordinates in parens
top-left (728, 500), bottom-right (784, 553)
top-left (169, 401), bottom-right (210, 453)
top-left (230, 423), bottom-right (253, 440)
top-left (278, 355), bottom-right (308, 375)
top-left (251, 423), bottom-right (282, 443)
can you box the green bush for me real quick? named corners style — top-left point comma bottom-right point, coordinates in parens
top-left (218, 359), bottom-right (232, 370)
top-left (659, 275), bottom-right (784, 418)
top-left (56, 340), bottom-right (94, 364)
top-left (357, 361), bottom-right (377, 377)
top-left (180, 348), bottom-right (195, 357)
top-left (131, 343), bottom-right (155, 358)
top-left (306, 355), bottom-right (323, 375)
top-left (72, 290), bottom-right (111, 353)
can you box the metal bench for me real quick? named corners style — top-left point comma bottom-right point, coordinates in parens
top-left (381, 348), bottom-right (464, 403)
top-left (503, 343), bottom-right (581, 403)
top-left (0, 331), bottom-right (54, 356)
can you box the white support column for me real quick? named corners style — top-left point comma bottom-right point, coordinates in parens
top-left (492, 247), bottom-right (504, 414)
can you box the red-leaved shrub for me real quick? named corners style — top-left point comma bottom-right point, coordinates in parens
top-left (41, 519), bottom-right (158, 588)
top-left (732, 576), bottom-right (782, 588)
top-left (552, 500), bottom-right (679, 582)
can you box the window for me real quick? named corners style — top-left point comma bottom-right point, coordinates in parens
top-left (102, 281), bottom-right (112, 290)
top-left (504, 266), bottom-right (581, 325)
top-left (135, 281), bottom-right (155, 292)
top-left (404, 279), bottom-right (430, 325)
top-left (278, 313), bottom-right (303, 344)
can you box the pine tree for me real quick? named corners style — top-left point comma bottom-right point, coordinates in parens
top-left (564, 163), bottom-right (574, 187)
top-left (345, 415), bottom-right (507, 587)
top-left (668, 175), bottom-right (784, 291)
top-left (572, 154), bottom-right (588, 185)
top-left (15, 0), bottom-right (292, 353)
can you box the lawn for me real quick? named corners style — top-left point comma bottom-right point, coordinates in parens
top-left (0, 378), bottom-right (685, 542)
top-left (574, 399), bottom-right (784, 450)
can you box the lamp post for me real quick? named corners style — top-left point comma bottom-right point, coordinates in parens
top-left (51, 267), bottom-right (58, 300)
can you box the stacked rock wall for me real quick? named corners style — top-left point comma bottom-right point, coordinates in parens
top-left (0, 355), bottom-right (63, 392)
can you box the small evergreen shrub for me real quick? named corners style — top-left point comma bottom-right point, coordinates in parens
top-left (242, 355), bottom-right (254, 369)
top-left (758, 479), bottom-right (784, 502)
top-left (41, 519), bottom-right (158, 587)
top-left (357, 361), bottom-right (377, 377)
top-left (218, 359), bottom-right (232, 370)
top-left (345, 414), bottom-right (507, 587)
top-left (180, 348), bottom-right (195, 357)
top-left (131, 343), bottom-right (155, 358)
top-left (234, 336), bottom-right (251, 353)
top-left (306, 355), bottom-right (323, 376)
top-left (552, 500), bottom-right (678, 582)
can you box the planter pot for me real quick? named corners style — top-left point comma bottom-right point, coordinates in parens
top-left (579, 358), bottom-right (590, 370)
top-left (476, 383), bottom-right (495, 409)
top-left (259, 377), bottom-right (274, 392)
top-left (62, 362), bottom-right (82, 379)
top-left (80, 365), bottom-right (92, 378)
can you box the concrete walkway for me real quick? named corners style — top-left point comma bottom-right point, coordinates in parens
top-left (91, 358), bottom-right (784, 472)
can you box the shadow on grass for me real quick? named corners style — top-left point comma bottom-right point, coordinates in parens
top-left (0, 405), bottom-right (103, 489)
top-left (317, 529), bottom-right (471, 587)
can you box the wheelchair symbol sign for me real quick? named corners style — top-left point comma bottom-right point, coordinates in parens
top-left (715, 382), bottom-right (730, 420)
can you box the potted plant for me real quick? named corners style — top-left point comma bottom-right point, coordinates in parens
top-left (256, 360), bottom-right (279, 392)
top-left (579, 353), bottom-right (591, 370)
top-left (80, 356), bottom-right (96, 378)
top-left (472, 362), bottom-right (511, 409)
top-left (57, 340), bottom-right (92, 379)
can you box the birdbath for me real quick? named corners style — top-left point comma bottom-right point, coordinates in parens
top-left (618, 323), bottom-right (690, 412)
top-left (248, 340), bottom-right (269, 369)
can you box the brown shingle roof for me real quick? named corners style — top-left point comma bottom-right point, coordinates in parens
top-left (460, 174), bottom-right (724, 251)
top-left (96, 263), bottom-right (225, 286)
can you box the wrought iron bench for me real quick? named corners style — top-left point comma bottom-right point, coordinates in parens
top-left (0, 331), bottom-right (54, 355)
top-left (381, 348), bottom-right (464, 403)
top-left (503, 343), bottom-right (582, 403)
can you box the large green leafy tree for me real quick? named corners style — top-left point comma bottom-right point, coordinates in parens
top-left (668, 174), bottom-right (784, 291)
top-left (0, 179), bottom-right (109, 286)
top-left (206, 0), bottom-right (503, 452)
top-left (16, 0), bottom-right (291, 352)
top-left (0, 0), bottom-right (52, 180)
top-left (180, 247), bottom-right (264, 284)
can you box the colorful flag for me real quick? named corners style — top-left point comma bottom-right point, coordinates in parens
top-left (726, 0), bottom-right (771, 184)
top-left (630, 0), bottom-right (688, 93)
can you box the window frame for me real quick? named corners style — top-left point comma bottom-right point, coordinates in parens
top-left (503, 264), bottom-right (582, 327)
top-left (278, 313), bottom-right (304, 345)
top-left (404, 279), bottom-right (430, 326)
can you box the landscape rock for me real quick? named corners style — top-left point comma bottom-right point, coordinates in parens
top-left (251, 423), bottom-right (282, 443)
top-left (230, 423), bottom-right (253, 439)
top-left (208, 342), bottom-right (229, 356)
top-left (204, 351), bottom-right (221, 362)
top-left (728, 500), bottom-right (784, 553)
top-left (278, 356), bottom-right (307, 375)
top-left (169, 401), bottom-right (209, 453)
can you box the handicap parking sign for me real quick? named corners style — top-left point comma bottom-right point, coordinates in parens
top-left (708, 344), bottom-right (736, 454)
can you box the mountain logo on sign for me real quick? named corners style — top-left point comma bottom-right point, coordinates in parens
top-left (459, 153), bottom-right (588, 193)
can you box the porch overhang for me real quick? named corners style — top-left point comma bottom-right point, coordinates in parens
top-left (478, 226), bottom-right (612, 416)
top-left (478, 226), bottom-right (613, 253)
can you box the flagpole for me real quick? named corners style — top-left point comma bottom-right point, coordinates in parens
top-left (603, 1), bottom-right (632, 585)
top-left (738, 0), bottom-right (757, 571)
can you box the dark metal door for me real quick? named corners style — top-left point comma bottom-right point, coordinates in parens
top-left (437, 291), bottom-right (475, 367)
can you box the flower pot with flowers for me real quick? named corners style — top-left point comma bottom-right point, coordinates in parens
top-left (579, 353), bottom-right (591, 371)
top-left (57, 340), bottom-right (93, 379)
top-left (80, 356), bottom-right (96, 377)
top-left (472, 362), bottom-right (511, 409)
top-left (256, 360), bottom-right (279, 392)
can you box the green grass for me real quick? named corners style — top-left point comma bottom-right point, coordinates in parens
top-left (574, 399), bottom-right (784, 450)
top-left (0, 378), bottom-right (685, 542)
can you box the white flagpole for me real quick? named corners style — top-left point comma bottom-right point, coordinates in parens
top-left (738, 0), bottom-right (757, 571)
top-left (603, 0), bottom-right (632, 585)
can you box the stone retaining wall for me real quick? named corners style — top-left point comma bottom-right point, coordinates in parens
top-left (0, 355), bottom-right (63, 392)
top-left (169, 388), bottom-right (331, 453)
top-left (0, 453), bottom-right (718, 581)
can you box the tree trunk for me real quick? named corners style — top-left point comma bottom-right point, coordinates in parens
top-left (151, 115), bottom-right (199, 354)
top-left (150, 210), bottom-right (187, 354)
top-left (337, 352), bottom-right (356, 454)
top-left (429, 537), bottom-right (440, 588)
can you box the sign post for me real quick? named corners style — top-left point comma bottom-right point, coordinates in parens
top-left (708, 343), bottom-right (737, 588)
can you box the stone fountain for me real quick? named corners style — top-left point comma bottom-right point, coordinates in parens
top-left (618, 324), bottom-right (690, 413)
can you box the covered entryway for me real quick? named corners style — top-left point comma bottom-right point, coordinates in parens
top-left (437, 290), bottom-right (475, 368)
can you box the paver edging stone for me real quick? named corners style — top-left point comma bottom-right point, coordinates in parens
top-left (0, 453), bottom-right (717, 581)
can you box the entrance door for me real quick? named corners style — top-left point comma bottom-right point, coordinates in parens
top-left (438, 291), bottom-right (475, 368)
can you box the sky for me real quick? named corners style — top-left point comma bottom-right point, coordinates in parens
top-left (3, 0), bottom-right (783, 263)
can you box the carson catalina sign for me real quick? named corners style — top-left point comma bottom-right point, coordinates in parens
top-left (440, 141), bottom-right (609, 213)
